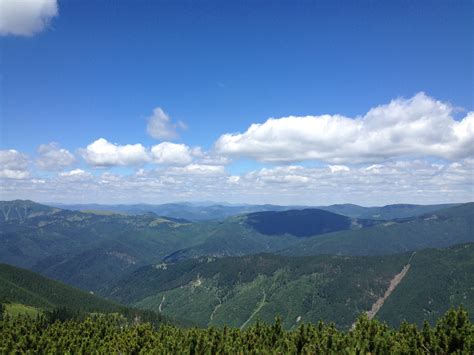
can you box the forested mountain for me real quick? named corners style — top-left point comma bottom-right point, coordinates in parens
top-left (106, 244), bottom-right (474, 329)
top-left (1, 200), bottom-right (473, 294)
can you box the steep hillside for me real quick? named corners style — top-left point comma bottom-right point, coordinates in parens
top-left (0, 263), bottom-right (125, 313)
top-left (375, 243), bottom-right (474, 326)
top-left (0, 263), bottom-right (174, 327)
top-left (108, 253), bottom-right (406, 329)
top-left (107, 244), bottom-right (474, 329)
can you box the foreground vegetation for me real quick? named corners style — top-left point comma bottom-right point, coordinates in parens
top-left (1, 307), bottom-right (472, 353)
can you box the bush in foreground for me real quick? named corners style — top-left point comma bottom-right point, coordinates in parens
top-left (0, 307), bottom-right (472, 353)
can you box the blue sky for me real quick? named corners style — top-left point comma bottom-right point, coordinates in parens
top-left (0, 0), bottom-right (473, 205)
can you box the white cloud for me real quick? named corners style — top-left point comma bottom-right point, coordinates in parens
top-left (329, 165), bottom-right (350, 173)
top-left (151, 142), bottom-right (193, 166)
top-left (80, 138), bottom-right (227, 168)
top-left (215, 93), bottom-right (474, 163)
top-left (0, 0), bottom-right (58, 36)
top-left (37, 142), bottom-right (75, 170)
top-left (80, 138), bottom-right (150, 167)
top-left (0, 149), bottom-right (30, 179)
top-left (146, 107), bottom-right (186, 140)
top-left (59, 169), bottom-right (92, 180)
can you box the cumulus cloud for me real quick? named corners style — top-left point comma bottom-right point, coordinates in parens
top-left (80, 138), bottom-right (150, 167)
top-left (0, 0), bottom-right (58, 36)
top-left (80, 138), bottom-right (226, 168)
top-left (151, 142), bottom-right (193, 166)
top-left (36, 142), bottom-right (75, 170)
top-left (146, 107), bottom-right (186, 140)
top-left (215, 93), bottom-right (474, 163)
top-left (0, 149), bottom-right (30, 179)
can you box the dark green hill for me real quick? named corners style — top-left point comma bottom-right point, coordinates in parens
top-left (0, 263), bottom-right (125, 313)
top-left (244, 209), bottom-right (374, 237)
top-left (106, 244), bottom-right (474, 329)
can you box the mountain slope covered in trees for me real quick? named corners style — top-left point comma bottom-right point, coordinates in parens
top-left (106, 244), bottom-right (474, 329)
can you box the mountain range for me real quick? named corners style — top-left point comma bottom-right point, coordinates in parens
top-left (1, 199), bottom-right (473, 328)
